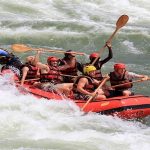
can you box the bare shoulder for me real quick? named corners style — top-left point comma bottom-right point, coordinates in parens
top-left (77, 77), bottom-right (88, 87)
top-left (78, 77), bottom-right (88, 83)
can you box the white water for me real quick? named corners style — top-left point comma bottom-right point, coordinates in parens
top-left (0, 73), bottom-right (150, 149)
top-left (0, 80), bottom-right (150, 146)
top-left (0, 0), bottom-right (150, 149)
top-left (0, 0), bottom-right (150, 38)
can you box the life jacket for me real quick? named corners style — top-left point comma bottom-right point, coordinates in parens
top-left (40, 66), bottom-right (62, 84)
top-left (94, 70), bottom-right (103, 80)
top-left (109, 71), bottom-right (133, 90)
top-left (60, 59), bottom-right (78, 76)
top-left (24, 63), bottom-right (38, 79)
top-left (73, 76), bottom-right (96, 94)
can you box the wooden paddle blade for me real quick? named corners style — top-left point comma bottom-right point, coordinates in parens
top-left (11, 44), bottom-right (32, 52)
top-left (107, 15), bottom-right (129, 43)
top-left (116, 15), bottom-right (129, 29)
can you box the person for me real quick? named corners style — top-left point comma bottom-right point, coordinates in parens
top-left (20, 51), bottom-right (40, 86)
top-left (36, 56), bottom-right (73, 96)
top-left (0, 48), bottom-right (23, 80)
top-left (59, 50), bottom-right (81, 83)
top-left (81, 42), bottom-right (113, 80)
top-left (109, 63), bottom-right (148, 96)
top-left (72, 65), bottom-right (109, 100)
top-left (37, 56), bottom-right (63, 85)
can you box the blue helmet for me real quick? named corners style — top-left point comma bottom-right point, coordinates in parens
top-left (0, 49), bottom-right (9, 57)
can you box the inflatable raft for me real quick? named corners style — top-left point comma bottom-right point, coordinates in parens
top-left (1, 69), bottom-right (150, 119)
top-left (19, 83), bottom-right (150, 119)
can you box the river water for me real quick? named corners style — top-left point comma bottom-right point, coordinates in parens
top-left (0, 0), bottom-right (150, 149)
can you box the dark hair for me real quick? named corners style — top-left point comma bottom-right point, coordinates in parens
top-left (65, 50), bottom-right (73, 57)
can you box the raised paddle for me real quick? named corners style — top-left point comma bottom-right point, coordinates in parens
top-left (81, 76), bottom-right (110, 111)
top-left (11, 44), bottom-right (85, 56)
top-left (92, 14), bottom-right (129, 65)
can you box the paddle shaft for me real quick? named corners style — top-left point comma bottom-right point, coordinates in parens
top-left (16, 75), bottom-right (77, 83)
top-left (32, 48), bottom-right (85, 55)
top-left (11, 44), bottom-right (85, 55)
top-left (16, 78), bottom-right (40, 83)
top-left (81, 77), bottom-right (109, 111)
top-left (91, 29), bottom-right (119, 65)
top-left (111, 78), bottom-right (150, 89)
top-left (60, 74), bottom-right (77, 78)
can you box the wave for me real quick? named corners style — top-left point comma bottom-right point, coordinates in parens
top-left (0, 75), bottom-right (150, 149)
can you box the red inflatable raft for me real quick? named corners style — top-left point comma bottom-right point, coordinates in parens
top-left (1, 69), bottom-right (150, 119)
top-left (19, 83), bottom-right (150, 119)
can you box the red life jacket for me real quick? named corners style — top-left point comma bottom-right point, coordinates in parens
top-left (73, 76), bottom-right (96, 94)
top-left (109, 71), bottom-right (133, 90)
top-left (40, 66), bottom-right (62, 84)
top-left (25, 63), bottom-right (38, 79)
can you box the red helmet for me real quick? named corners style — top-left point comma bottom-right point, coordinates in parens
top-left (47, 56), bottom-right (58, 63)
top-left (114, 63), bottom-right (126, 70)
top-left (90, 53), bottom-right (99, 59)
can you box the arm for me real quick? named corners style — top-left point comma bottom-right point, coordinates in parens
top-left (100, 42), bottom-right (113, 66)
top-left (58, 64), bottom-right (70, 71)
top-left (93, 75), bottom-right (110, 86)
top-left (58, 59), bottom-right (70, 71)
top-left (59, 58), bottom-right (76, 71)
top-left (20, 66), bottom-right (29, 86)
top-left (93, 78), bottom-right (101, 86)
top-left (128, 72), bottom-right (149, 81)
top-left (32, 51), bottom-right (41, 66)
top-left (77, 78), bottom-right (93, 96)
top-left (37, 62), bottom-right (49, 73)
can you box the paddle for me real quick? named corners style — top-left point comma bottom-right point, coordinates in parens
top-left (11, 44), bottom-right (85, 55)
top-left (16, 74), bottom-right (77, 83)
top-left (92, 14), bottom-right (129, 65)
top-left (16, 78), bottom-right (40, 83)
top-left (111, 77), bottom-right (150, 89)
top-left (60, 74), bottom-right (77, 78)
top-left (81, 76), bottom-right (109, 111)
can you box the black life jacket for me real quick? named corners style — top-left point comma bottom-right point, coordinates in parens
top-left (109, 71), bottom-right (133, 90)
top-left (40, 66), bottom-right (62, 84)
top-left (73, 76), bottom-right (96, 94)
top-left (94, 70), bottom-right (103, 80)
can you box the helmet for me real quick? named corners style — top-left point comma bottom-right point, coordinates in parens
top-left (47, 56), bottom-right (58, 63)
top-left (0, 49), bottom-right (9, 57)
top-left (90, 53), bottom-right (99, 59)
top-left (114, 63), bottom-right (126, 70)
top-left (83, 65), bottom-right (96, 74)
